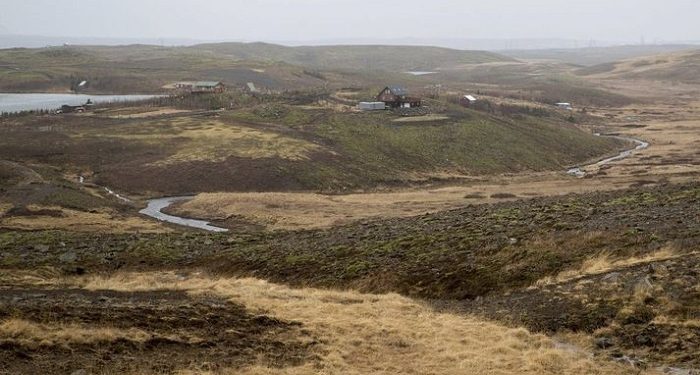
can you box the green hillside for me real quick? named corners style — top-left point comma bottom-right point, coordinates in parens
top-left (0, 100), bottom-right (625, 195)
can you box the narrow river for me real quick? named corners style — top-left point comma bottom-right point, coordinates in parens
top-left (138, 197), bottom-right (229, 232)
top-left (135, 134), bottom-right (649, 232)
top-left (567, 135), bottom-right (649, 177)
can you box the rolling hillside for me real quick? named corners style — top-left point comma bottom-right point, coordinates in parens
top-left (190, 42), bottom-right (513, 71)
top-left (502, 44), bottom-right (698, 66)
top-left (576, 49), bottom-right (700, 83)
top-left (0, 101), bottom-right (625, 195)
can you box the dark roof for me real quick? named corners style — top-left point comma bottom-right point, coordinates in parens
top-left (385, 86), bottom-right (409, 96)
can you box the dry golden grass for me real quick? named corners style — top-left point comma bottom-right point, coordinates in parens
top-left (0, 267), bottom-right (63, 286)
top-left (0, 202), bottom-right (12, 215)
top-left (75, 272), bottom-right (649, 375)
top-left (157, 120), bottom-right (321, 164)
top-left (0, 205), bottom-right (168, 233)
top-left (173, 175), bottom-right (642, 230)
top-left (0, 319), bottom-right (152, 349)
top-left (76, 118), bottom-right (322, 165)
top-left (536, 246), bottom-right (683, 286)
top-left (174, 190), bottom-right (463, 229)
top-left (392, 115), bottom-right (450, 122)
top-left (652, 316), bottom-right (700, 328)
top-left (100, 107), bottom-right (191, 119)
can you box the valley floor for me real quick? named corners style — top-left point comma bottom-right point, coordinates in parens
top-left (2, 79), bottom-right (700, 374)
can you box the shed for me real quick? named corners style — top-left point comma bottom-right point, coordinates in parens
top-left (459, 95), bottom-right (478, 107)
top-left (246, 82), bottom-right (259, 93)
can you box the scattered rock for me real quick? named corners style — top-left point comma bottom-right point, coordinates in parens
top-left (649, 263), bottom-right (669, 276)
top-left (635, 334), bottom-right (654, 346)
top-left (33, 244), bottom-right (50, 252)
top-left (660, 366), bottom-right (700, 375)
top-left (634, 276), bottom-right (654, 294)
top-left (595, 337), bottom-right (614, 349)
top-left (614, 355), bottom-right (647, 368)
top-left (601, 272), bottom-right (622, 283)
top-left (59, 251), bottom-right (77, 263)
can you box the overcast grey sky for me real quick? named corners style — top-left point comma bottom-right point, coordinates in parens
top-left (1, 0), bottom-right (699, 44)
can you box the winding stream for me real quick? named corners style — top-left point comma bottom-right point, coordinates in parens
top-left (567, 135), bottom-right (649, 178)
top-left (79, 176), bottom-right (228, 232)
top-left (138, 196), bottom-right (229, 232)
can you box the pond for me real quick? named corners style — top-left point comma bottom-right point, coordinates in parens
top-left (0, 93), bottom-right (160, 113)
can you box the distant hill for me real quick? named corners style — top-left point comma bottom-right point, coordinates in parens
top-left (188, 42), bottom-right (513, 71)
top-left (0, 42), bottom-right (513, 93)
top-left (576, 49), bottom-right (700, 83)
top-left (502, 44), bottom-right (699, 66)
top-left (0, 44), bottom-right (326, 93)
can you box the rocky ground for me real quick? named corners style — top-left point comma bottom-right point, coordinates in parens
top-left (1, 182), bottom-right (699, 371)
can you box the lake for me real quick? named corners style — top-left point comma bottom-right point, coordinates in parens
top-left (0, 93), bottom-right (160, 113)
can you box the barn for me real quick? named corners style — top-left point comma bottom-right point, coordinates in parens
top-left (377, 86), bottom-right (422, 108)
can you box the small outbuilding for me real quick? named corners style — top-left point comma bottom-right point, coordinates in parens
top-left (377, 86), bottom-right (422, 108)
top-left (556, 102), bottom-right (573, 110)
top-left (246, 82), bottom-right (259, 93)
top-left (459, 95), bottom-right (478, 107)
